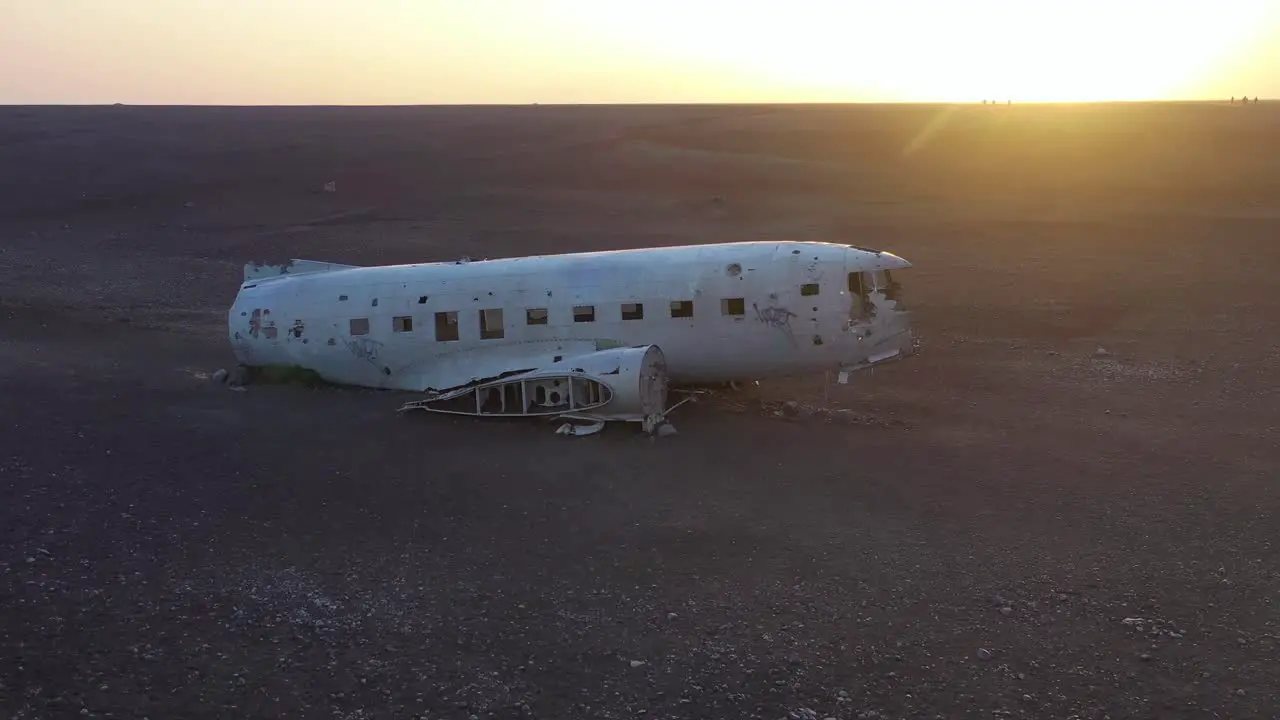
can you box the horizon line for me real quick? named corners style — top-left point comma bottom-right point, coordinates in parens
top-left (1, 98), bottom-right (1273, 108)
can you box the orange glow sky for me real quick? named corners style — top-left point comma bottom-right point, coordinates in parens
top-left (2, 0), bottom-right (1278, 104)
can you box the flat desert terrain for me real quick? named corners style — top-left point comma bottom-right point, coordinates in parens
top-left (2, 102), bottom-right (1278, 719)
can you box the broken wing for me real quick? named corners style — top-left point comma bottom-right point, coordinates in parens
top-left (399, 344), bottom-right (670, 425)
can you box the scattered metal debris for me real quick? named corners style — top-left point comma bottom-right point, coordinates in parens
top-left (555, 419), bottom-right (606, 437)
top-left (227, 366), bottom-right (251, 387)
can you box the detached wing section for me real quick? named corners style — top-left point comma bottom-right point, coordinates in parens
top-left (399, 345), bottom-right (670, 430)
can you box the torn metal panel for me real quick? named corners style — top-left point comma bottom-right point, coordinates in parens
top-left (243, 259), bottom-right (362, 283)
top-left (555, 419), bottom-right (606, 436)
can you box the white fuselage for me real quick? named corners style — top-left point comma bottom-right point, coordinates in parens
top-left (227, 241), bottom-right (916, 393)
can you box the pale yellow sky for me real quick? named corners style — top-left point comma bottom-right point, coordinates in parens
top-left (2, 0), bottom-right (1278, 104)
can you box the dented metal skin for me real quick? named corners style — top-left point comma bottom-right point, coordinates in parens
top-left (227, 241), bottom-right (917, 427)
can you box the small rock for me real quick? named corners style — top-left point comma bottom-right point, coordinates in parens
top-left (211, 368), bottom-right (229, 384)
top-left (1139, 653), bottom-right (1152, 661)
top-left (976, 648), bottom-right (993, 661)
top-left (1094, 346), bottom-right (1110, 357)
top-left (656, 423), bottom-right (678, 438)
top-left (629, 660), bottom-right (646, 668)
top-left (667, 612), bottom-right (678, 620)
top-left (781, 400), bottom-right (801, 417)
top-left (999, 606), bottom-right (1013, 616)
top-left (25, 557), bottom-right (35, 564)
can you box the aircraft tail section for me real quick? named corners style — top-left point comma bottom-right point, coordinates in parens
top-left (242, 259), bottom-right (362, 283)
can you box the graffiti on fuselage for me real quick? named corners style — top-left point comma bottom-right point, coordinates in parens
top-left (752, 303), bottom-right (798, 347)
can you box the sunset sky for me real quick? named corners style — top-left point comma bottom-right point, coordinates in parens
top-left (3, 0), bottom-right (1278, 104)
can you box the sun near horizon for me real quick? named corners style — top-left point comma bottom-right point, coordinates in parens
top-left (2, 1), bottom-right (1279, 105)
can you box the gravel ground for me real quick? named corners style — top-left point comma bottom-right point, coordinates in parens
top-left (2, 103), bottom-right (1278, 719)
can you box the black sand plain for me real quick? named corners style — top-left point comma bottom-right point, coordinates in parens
top-left (2, 102), bottom-right (1278, 719)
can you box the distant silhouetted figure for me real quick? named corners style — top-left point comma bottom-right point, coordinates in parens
top-left (1231, 96), bottom-right (1236, 104)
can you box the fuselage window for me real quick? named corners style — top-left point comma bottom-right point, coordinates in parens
top-left (670, 300), bottom-right (693, 318)
top-left (349, 318), bottom-right (370, 336)
top-left (800, 283), bottom-right (819, 296)
top-left (480, 308), bottom-right (505, 339)
top-left (339, 294), bottom-right (349, 302)
top-left (720, 298), bottom-right (745, 316)
top-left (418, 296), bottom-right (428, 304)
top-left (526, 308), bottom-right (548, 325)
top-left (392, 316), bottom-right (413, 333)
top-left (434, 311), bottom-right (459, 341)
top-left (621, 302), bottom-right (644, 320)
top-left (573, 305), bottom-right (595, 323)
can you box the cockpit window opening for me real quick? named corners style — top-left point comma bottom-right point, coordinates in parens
top-left (847, 272), bottom-right (865, 296)
top-left (881, 269), bottom-right (903, 301)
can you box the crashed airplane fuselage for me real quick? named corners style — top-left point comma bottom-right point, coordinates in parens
top-left (227, 241), bottom-right (918, 432)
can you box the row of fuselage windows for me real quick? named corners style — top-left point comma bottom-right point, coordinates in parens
top-left (333, 274), bottom-right (897, 342)
top-left (342, 290), bottom-right (816, 342)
